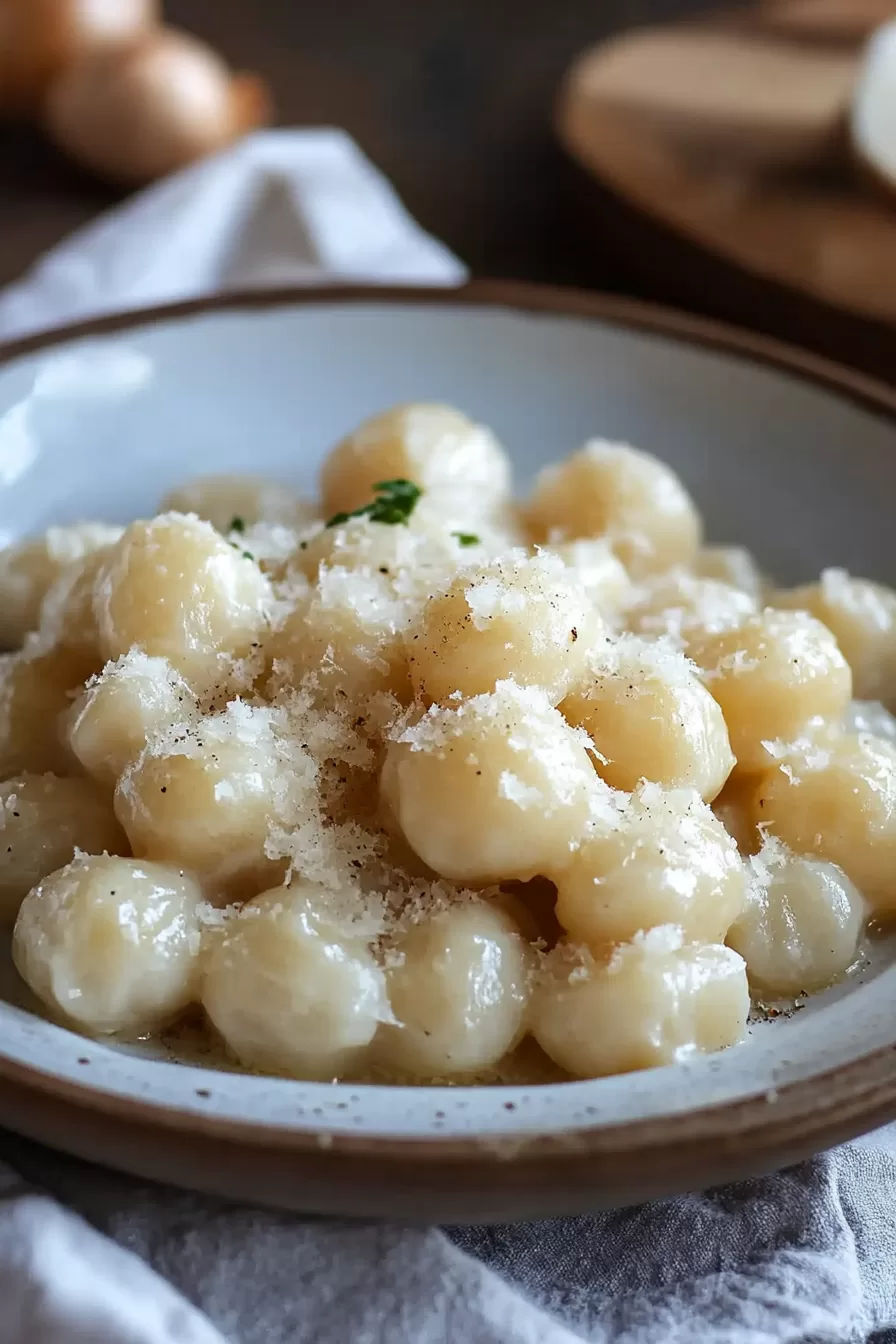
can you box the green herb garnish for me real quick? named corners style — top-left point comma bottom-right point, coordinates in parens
top-left (325, 479), bottom-right (422, 529)
top-left (453, 531), bottom-right (480, 547)
top-left (227, 533), bottom-right (255, 562)
top-left (229, 516), bottom-right (246, 533)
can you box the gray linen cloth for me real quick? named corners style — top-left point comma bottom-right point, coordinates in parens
top-left (2, 131), bottom-right (895, 1344)
top-left (1, 1125), bottom-right (895, 1343)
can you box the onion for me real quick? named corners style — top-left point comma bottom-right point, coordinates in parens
top-left (0, 0), bottom-right (157, 112)
top-left (44, 26), bottom-right (271, 184)
top-left (851, 20), bottom-right (896, 200)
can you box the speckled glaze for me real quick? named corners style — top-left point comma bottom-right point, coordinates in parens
top-left (1, 283), bottom-right (896, 1222)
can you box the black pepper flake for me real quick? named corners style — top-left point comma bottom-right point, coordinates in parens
top-left (160, 787), bottom-right (167, 793)
top-left (570, 627), bottom-right (578, 642)
top-left (12, 812), bottom-right (18, 818)
top-left (378, 566), bottom-right (389, 575)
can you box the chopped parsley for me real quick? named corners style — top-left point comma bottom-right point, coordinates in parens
top-left (453, 531), bottom-right (480, 547)
top-left (229, 516), bottom-right (246, 533)
top-left (325, 478), bottom-right (422, 529)
top-left (228, 536), bottom-right (255, 561)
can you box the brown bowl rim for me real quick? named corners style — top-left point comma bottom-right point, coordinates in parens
top-left (2, 277), bottom-right (896, 1175)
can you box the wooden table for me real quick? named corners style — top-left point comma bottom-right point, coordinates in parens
top-left (0, 0), bottom-right (716, 291)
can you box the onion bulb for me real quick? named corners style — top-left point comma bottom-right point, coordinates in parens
top-left (0, 0), bottom-right (157, 112)
top-left (851, 20), bottom-right (896, 201)
top-left (45, 26), bottom-right (271, 185)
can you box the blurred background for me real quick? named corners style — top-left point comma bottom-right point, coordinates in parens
top-left (0, 1), bottom-right (714, 285)
top-left (0, 0), bottom-right (893, 375)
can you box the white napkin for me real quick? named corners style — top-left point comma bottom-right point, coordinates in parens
top-left (0, 128), bottom-right (466, 342)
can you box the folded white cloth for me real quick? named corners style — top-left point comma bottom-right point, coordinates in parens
top-left (0, 128), bottom-right (465, 342)
top-left (3, 1128), bottom-right (896, 1344)
top-left (0, 129), bottom-right (894, 1344)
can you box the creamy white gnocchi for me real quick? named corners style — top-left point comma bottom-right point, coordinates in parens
top-left (1, 402), bottom-right (889, 1084)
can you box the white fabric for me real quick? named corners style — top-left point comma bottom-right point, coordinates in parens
top-left (0, 128), bottom-right (465, 342)
top-left (3, 1131), bottom-right (896, 1343)
top-left (0, 128), bottom-right (894, 1344)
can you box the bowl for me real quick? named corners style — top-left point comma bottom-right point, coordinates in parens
top-left (1, 280), bottom-right (895, 1223)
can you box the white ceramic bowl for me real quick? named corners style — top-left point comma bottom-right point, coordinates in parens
top-left (1, 283), bottom-right (895, 1223)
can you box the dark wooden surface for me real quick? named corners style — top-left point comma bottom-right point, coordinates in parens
top-left (0, 0), bottom-right (717, 291)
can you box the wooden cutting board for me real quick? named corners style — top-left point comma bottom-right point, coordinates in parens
top-left (557, 4), bottom-right (896, 381)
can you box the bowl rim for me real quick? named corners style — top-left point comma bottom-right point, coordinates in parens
top-left (1, 277), bottom-right (894, 418)
top-left (3, 277), bottom-right (896, 1173)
